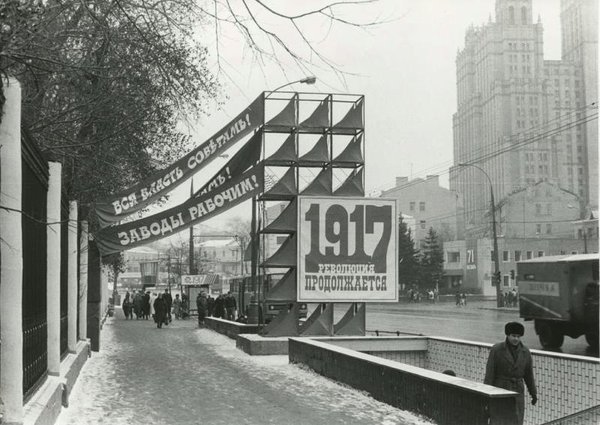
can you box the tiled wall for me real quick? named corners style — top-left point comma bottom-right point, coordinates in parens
top-left (364, 350), bottom-right (427, 368)
top-left (427, 338), bottom-right (600, 425)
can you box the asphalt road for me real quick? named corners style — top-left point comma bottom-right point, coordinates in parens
top-left (359, 300), bottom-right (598, 358)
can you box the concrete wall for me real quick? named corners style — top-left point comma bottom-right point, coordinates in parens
top-left (205, 317), bottom-right (260, 339)
top-left (23, 340), bottom-right (90, 425)
top-left (289, 337), bottom-right (518, 425)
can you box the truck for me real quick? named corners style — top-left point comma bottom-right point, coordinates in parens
top-left (517, 253), bottom-right (599, 350)
top-left (229, 273), bottom-right (308, 324)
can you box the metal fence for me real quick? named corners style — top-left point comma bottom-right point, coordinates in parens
top-left (21, 131), bottom-right (49, 398)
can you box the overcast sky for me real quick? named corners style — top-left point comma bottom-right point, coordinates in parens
top-left (159, 0), bottom-right (564, 238)
top-left (187, 0), bottom-right (562, 187)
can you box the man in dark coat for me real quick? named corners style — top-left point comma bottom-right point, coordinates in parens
top-left (153, 294), bottom-right (168, 328)
top-left (484, 321), bottom-right (538, 425)
top-left (196, 292), bottom-right (208, 327)
top-left (163, 289), bottom-right (173, 322)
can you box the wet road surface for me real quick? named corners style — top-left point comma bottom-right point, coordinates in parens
top-left (362, 300), bottom-right (597, 358)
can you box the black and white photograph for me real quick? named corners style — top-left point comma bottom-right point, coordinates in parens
top-left (0, 0), bottom-right (598, 424)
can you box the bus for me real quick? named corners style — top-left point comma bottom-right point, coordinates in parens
top-left (229, 273), bottom-right (308, 323)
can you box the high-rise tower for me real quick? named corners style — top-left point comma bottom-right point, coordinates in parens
top-left (450, 0), bottom-right (597, 236)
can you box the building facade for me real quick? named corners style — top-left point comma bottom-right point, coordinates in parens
top-left (450, 0), bottom-right (598, 234)
top-left (443, 236), bottom-right (591, 295)
top-left (381, 175), bottom-right (464, 248)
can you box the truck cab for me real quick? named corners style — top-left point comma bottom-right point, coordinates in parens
top-left (517, 253), bottom-right (599, 350)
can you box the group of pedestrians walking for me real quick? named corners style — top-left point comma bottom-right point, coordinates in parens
top-left (121, 289), bottom-right (174, 328)
top-left (196, 291), bottom-right (238, 326)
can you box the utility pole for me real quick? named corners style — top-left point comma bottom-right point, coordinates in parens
top-left (459, 163), bottom-right (502, 307)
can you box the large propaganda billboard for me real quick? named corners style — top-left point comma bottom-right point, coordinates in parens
top-left (297, 196), bottom-right (397, 302)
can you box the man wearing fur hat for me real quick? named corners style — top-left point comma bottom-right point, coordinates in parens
top-left (485, 321), bottom-right (537, 424)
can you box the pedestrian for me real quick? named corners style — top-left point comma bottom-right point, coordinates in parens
top-left (181, 293), bottom-right (189, 319)
top-left (172, 294), bottom-right (182, 319)
top-left (133, 290), bottom-right (144, 319)
top-left (214, 294), bottom-right (225, 319)
top-left (143, 291), bottom-right (151, 319)
top-left (455, 291), bottom-right (461, 307)
top-left (153, 294), bottom-right (168, 328)
top-left (225, 291), bottom-right (237, 321)
top-left (196, 292), bottom-right (208, 327)
top-left (149, 292), bottom-right (158, 321)
top-left (484, 321), bottom-right (538, 425)
top-left (122, 292), bottom-right (133, 319)
top-left (207, 295), bottom-right (215, 317)
top-left (163, 289), bottom-right (173, 323)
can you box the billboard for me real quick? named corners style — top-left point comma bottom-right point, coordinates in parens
top-left (297, 196), bottom-right (397, 302)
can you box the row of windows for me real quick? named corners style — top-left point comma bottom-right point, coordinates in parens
top-left (544, 68), bottom-right (579, 76)
top-left (447, 249), bottom-right (584, 264)
top-left (525, 152), bottom-right (548, 162)
top-left (409, 201), bottom-right (426, 212)
top-left (507, 41), bottom-right (530, 50)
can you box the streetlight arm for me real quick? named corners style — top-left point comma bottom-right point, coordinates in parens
top-left (269, 76), bottom-right (317, 94)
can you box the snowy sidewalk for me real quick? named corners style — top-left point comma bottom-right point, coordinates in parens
top-left (56, 311), bottom-right (433, 425)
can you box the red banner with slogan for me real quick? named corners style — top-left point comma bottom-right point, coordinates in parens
top-left (97, 164), bottom-right (264, 256)
top-left (95, 95), bottom-right (264, 228)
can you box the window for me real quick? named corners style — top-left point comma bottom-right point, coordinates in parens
top-left (526, 251), bottom-right (533, 259)
top-left (514, 250), bottom-right (522, 262)
top-left (535, 204), bottom-right (541, 214)
top-left (448, 252), bottom-right (461, 263)
top-left (420, 220), bottom-right (426, 229)
top-left (504, 275), bottom-right (510, 287)
top-left (419, 202), bottom-right (426, 212)
top-left (409, 202), bottom-right (415, 212)
top-left (536, 224), bottom-right (542, 234)
top-left (509, 6), bottom-right (515, 24)
top-left (537, 251), bottom-right (544, 257)
top-left (546, 204), bottom-right (552, 215)
top-left (546, 224), bottom-right (552, 234)
top-left (503, 251), bottom-right (510, 262)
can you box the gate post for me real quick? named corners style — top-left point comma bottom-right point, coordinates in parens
top-left (0, 78), bottom-right (25, 423)
top-left (47, 162), bottom-right (62, 375)
top-left (78, 221), bottom-right (89, 341)
top-left (68, 201), bottom-right (78, 352)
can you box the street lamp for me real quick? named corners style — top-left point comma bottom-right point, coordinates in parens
top-left (458, 163), bottom-right (502, 307)
top-left (269, 76), bottom-right (317, 94)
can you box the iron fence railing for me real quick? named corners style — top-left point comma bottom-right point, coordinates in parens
top-left (21, 130), bottom-right (49, 397)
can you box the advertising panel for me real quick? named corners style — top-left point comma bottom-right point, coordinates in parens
top-left (297, 196), bottom-right (397, 302)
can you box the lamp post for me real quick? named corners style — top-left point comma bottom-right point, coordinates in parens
top-left (269, 76), bottom-right (317, 94)
top-left (458, 163), bottom-right (502, 307)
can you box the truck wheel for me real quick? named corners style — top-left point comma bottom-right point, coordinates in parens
top-left (585, 332), bottom-right (599, 351)
top-left (538, 322), bottom-right (564, 349)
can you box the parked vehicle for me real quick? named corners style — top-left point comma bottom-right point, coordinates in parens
top-left (517, 253), bottom-right (599, 350)
top-left (229, 273), bottom-right (308, 323)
